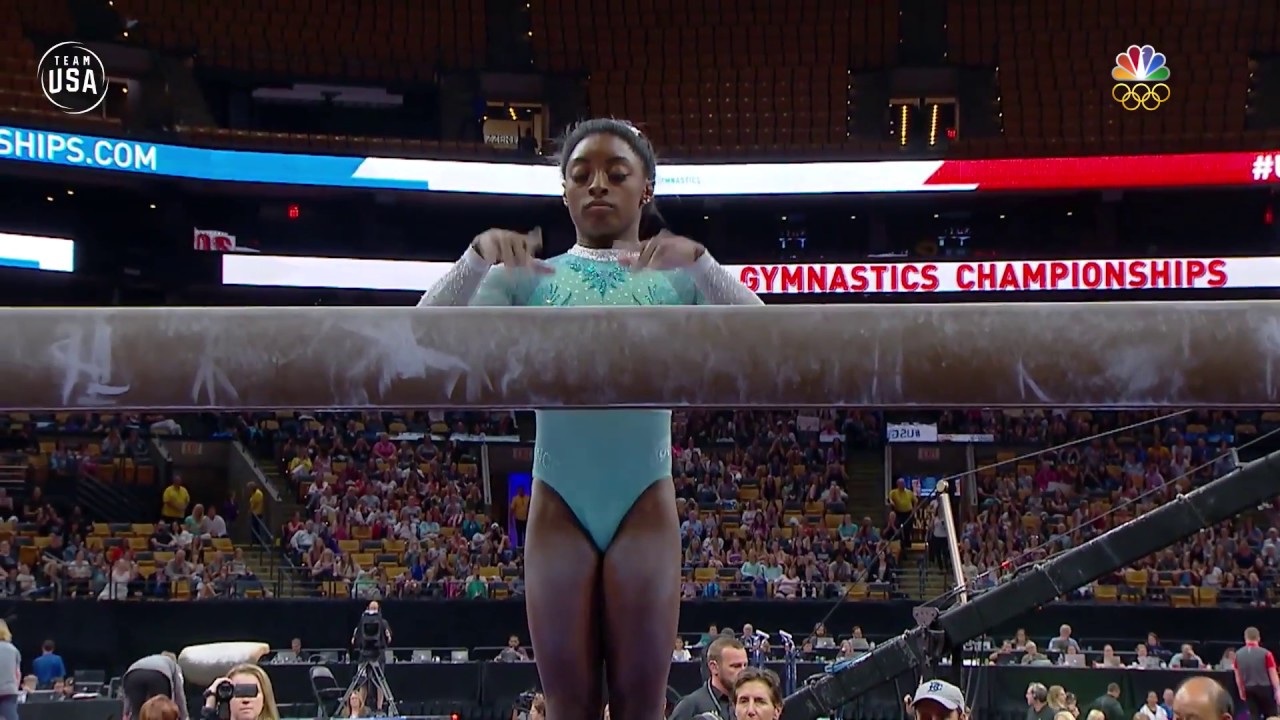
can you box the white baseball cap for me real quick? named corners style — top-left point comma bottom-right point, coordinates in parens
top-left (913, 679), bottom-right (966, 710)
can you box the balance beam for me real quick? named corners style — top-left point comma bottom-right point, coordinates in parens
top-left (1, 302), bottom-right (1276, 410)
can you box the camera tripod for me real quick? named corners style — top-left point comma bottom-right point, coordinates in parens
top-left (337, 659), bottom-right (398, 718)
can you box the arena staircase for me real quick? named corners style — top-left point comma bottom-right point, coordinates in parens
top-left (237, 541), bottom-right (281, 598)
top-left (845, 450), bottom-right (887, 524)
top-left (901, 547), bottom-right (951, 601)
top-left (238, 451), bottom-right (312, 598)
top-left (0, 463), bottom-right (26, 495)
top-left (257, 459), bottom-right (290, 500)
top-left (76, 471), bottom-right (148, 522)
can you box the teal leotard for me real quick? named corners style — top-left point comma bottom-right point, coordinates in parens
top-left (472, 248), bottom-right (702, 551)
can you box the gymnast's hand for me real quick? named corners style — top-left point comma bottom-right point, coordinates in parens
top-left (619, 230), bottom-right (706, 271)
top-left (471, 227), bottom-right (553, 273)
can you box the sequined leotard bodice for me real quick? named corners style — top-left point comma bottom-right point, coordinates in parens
top-left (418, 243), bottom-right (761, 550)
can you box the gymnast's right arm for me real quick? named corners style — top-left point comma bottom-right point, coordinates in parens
top-left (416, 228), bottom-right (547, 307)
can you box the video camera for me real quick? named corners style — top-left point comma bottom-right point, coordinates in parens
top-left (512, 690), bottom-right (543, 720)
top-left (356, 608), bottom-right (388, 659)
top-left (211, 679), bottom-right (259, 720)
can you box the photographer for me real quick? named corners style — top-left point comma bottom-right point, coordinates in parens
top-left (669, 637), bottom-right (748, 720)
top-left (199, 664), bottom-right (279, 720)
top-left (121, 652), bottom-right (188, 720)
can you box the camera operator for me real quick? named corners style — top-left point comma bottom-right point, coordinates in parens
top-left (199, 664), bottom-right (279, 720)
top-left (351, 601), bottom-right (392, 654)
top-left (350, 601), bottom-right (391, 711)
top-left (121, 652), bottom-right (188, 720)
top-left (510, 691), bottom-right (545, 720)
top-left (669, 637), bottom-right (749, 720)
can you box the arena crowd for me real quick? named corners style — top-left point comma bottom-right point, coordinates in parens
top-left (0, 409), bottom-right (1274, 606)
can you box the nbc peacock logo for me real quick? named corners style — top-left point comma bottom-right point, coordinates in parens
top-left (1110, 44), bottom-right (1171, 111)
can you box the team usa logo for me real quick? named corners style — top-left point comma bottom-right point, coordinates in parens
top-left (1110, 44), bottom-right (1171, 111)
top-left (37, 41), bottom-right (109, 115)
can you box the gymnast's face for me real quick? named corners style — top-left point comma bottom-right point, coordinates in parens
top-left (562, 132), bottom-right (651, 246)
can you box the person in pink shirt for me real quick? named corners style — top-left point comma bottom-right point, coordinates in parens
top-left (372, 434), bottom-right (396, 461)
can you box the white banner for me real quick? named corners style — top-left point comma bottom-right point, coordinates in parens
top-left (221, 254), bottom-right (1280, 295)
top-left (888, 423), bottom-right (995, 444)
top-left (887, 423), bottom-right (938, 443)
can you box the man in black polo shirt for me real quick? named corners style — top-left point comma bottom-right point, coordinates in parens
top-left (1089, 683), bottom-right (1126, 720)
top-left (669, 637), bottom-right (748, 720)
top-left (1233, 626), bottom-right (1280, 720)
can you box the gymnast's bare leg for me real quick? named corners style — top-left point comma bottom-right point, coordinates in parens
top-left (523, 481), bottom-right (604, 720)
top-left (602, 479), bottom-right (682, 720)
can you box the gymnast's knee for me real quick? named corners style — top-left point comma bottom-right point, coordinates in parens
top-left (542, 692), bottom-right (604, 720)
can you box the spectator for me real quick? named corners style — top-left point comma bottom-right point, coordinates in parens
top-left (1048, 686), bottom-right (1068, 713)
top-left (1137, 692), bottom-right (1168, 720)
top-left (1095, 645), bottom-right (1123, 669)
top-left (510, 487), bottom-right (530, 546)
top-left (672, 637), bottom-right (691, 662)
top-left (888, 478), bottom-right (916, 529)
top-left (1216, 649), bottom-right (1235, 672)
top-left (1027, 683), bottom-right (1055, 720)
top-left (495, 636), bottom-right (530, 663)
top-left (31, 640), bottom-right (65, 688)
top-left (248, 483), bottom-right (265, 519)
top-left (1169, 645), bottom-right (1203, 669)
top-left (1132, 645), bottom-right (1161, 669)
top-left (0, 621), bottom-right (19, 720)
top-left (1021, 643), bottom-right (1051, 666)
top-left (161, 477), bottom-right (190, 523)
top-left (1171, 677), bottom-right (1233, 720)
top-left (1048, 625), bottom-right (1080, 654)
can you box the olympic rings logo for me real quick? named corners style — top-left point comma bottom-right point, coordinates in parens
top-left (1111, 82), bottom-right (1170, 111)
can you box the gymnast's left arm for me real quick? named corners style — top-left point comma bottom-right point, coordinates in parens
top-left (688, 251), bottom-right (764, 306)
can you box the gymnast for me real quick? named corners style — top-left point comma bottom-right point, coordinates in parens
top-left (417, 117), bottom-right (762, 720)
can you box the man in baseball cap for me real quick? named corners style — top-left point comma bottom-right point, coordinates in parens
top-left (906, 679), bottom-right (968, 720)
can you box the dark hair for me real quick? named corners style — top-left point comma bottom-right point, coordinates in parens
top-left (731, 667), bottom-right (783, 707)
top-left (556, 118), bottom-right (667, 240)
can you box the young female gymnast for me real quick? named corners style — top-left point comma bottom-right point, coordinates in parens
top-left (417, 118), bottom-right (762, 720)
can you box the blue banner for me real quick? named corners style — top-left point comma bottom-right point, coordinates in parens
top-left (0, 125), bottom-right (429, 190)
